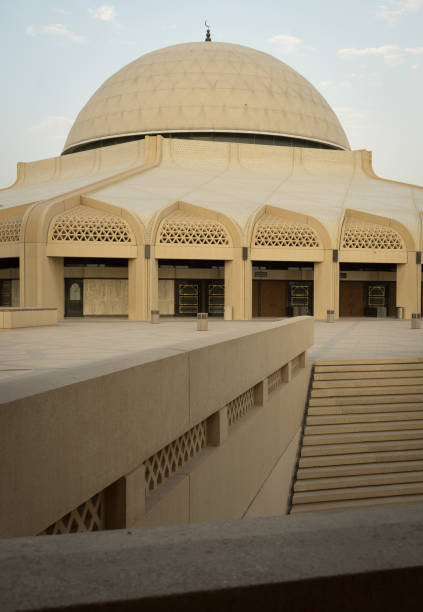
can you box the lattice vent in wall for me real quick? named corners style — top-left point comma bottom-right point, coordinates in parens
top-left (144, 422), bottom-right (207, 495)
top-left (50, 206), bottom-right (134, 243)
top-left (268, 367), bottom-right (284, 394)
top-left (227, 387), bottom-right (256, 426)
top-left (39, 491), bottom-right (105, 535)
top-left (253, 214), bottom-right (320, 248)
top-left (0, 215), bottom-right (22, 242)
top-left (341, 219), bottom-right (404, 250)
top-left (158, 210), bottom-right (230, 246)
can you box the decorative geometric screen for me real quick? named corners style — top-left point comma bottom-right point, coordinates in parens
top-left (268, 367), bottom-right (284, 394)
top-left (341, 219), bottom-right (404, 250)
top-left (50, 206), bottom-right (134, 243)
top-left (39, 491), bottom-right (105, 535)
top-left (227, 387), bottom-right (256, 426)
top-left (144, 422), bottom-right (207, 495)
top-left (253, 214), bottom-right (320, 248)
top-left (0, 215), bottom-right (22, 242)
top-left (158, 210), bottom-right (230, 246)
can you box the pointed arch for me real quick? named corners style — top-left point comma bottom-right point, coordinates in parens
top-left (339, 209), bottom-right (413, 263)
top-left (152, 201), bottom-right (241, 260)
top-left (249, 205), bottom-right (330, 262)
top-left (45, 200), bottom-right (139, 258)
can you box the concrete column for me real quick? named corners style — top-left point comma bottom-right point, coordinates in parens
top-left (128, 254), bottom-right (147, 320)
top-left (105, 464), bottom-right (146, 529)
top-left (314, 251), bottom-right (339, 320)
top-left (397, 257), bottom-right (421, 319)
top-left (20, 245), bottom-right (64, 318)
top-left (207, 407), bottom-right (228, 446)
top-left (128, 250), bottom-right (159, 321)
top-left (224, 252), bottom-right (252, 320)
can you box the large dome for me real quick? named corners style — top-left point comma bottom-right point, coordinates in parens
top-left (63, 41), bottom-right (350, 154)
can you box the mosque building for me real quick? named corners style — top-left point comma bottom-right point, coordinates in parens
top-left (0, 37), bottom-right (422, 321)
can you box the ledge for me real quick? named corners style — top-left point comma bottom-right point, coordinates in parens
top-left (1, 504), bottom-right (422, 611)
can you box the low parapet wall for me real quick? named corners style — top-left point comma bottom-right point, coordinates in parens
top-left (0, 317), bottom-right (313, 537)
top-left (1, 504), bottom-right (422, 612)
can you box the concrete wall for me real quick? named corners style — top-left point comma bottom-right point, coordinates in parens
top-left (0, 317), bottom-right (313, 538)
top-left (83, 279), bottom-right (128, 315)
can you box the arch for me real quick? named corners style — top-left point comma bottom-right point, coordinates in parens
top-left (339, 210), bottom-right (414, 253)
top-left (249, 205), bottom-right (331, 258)
top-left (151, 202), bottom-right (241, 249)
top-left (48, 205), bottom-right (136, 244)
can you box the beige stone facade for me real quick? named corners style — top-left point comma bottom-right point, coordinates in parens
top-left (0, 41), bottom-right (422, 320)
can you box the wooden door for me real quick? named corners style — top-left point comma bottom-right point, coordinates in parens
top-left (65, 279), bottom-right (83, 317)
top-left (253, 280), bottom-right (286, 317)
top-left (339, 281), bottom-right (365, 316)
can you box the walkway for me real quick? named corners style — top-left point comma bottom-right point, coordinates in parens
top-left (0, 317), bottom-right (421, 385)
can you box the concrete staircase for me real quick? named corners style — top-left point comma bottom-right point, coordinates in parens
top-left (290, 358), bottom-right (423, 514)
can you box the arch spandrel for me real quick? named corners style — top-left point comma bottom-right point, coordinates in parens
top-left (339, 210), bottom-right (413, 263)
top-left (152, 202), bottom-right (241, 260)
top-left (249, 205), bottom-right (330, 262)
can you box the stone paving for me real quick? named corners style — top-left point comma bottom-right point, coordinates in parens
top-left (0, 317), bottom-right (421, 386)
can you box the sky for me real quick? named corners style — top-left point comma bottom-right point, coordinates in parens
top-left (0, 0), bottom-right (422, 188)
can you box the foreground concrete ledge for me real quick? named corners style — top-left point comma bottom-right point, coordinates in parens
top-left (0, 317), bottom-right (311, 404)
top-left (1, 504), bottom-right (422, 611)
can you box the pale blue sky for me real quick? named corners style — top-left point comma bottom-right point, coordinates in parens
top-left (1, 0), bottom-right (422, 187)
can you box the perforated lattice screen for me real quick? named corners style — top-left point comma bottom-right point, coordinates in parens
top-left (144, 422), bottom-right (207, 494)
top-left (253, 214), bottom-right (320, 248)
top-left (341, 219), bottom-right (404, 250)
top-left (268, 367), bottom-right (284, 394)
top-left (40, 491), bottom-right (105, 535)
top-left (50, 206), bottom-right (134, 243)
top-left (0, 215), bottom-right (22, 242)
top-left (227, 388), bottom-right (256, 426)
top-left (158, 210), bottom-right (230, 246)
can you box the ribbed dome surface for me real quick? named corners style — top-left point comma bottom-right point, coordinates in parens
top-left (63, 42), bottom-right (350, 153)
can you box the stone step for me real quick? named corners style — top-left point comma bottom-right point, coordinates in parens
top-left (309, 394), bottom-right (423, 407)
top-left (299, 448), bottom-right (423, 468)
top-left (315, 358), bottom-right (423, 366)
top-left (307, 411), bottom-right (423, 425)
top-left (290, 493), bottom-right (423, 514)
top-left (294, 469), bottom-right (423, 492)
top-left (305, 420), bottom-right (423, 436)
top-left (314, 370), bottom-right (423, 381)
top-left (311, 385), bottom-right (423, 398)
top-left (303, 430), bottom-right (423, 446)
top-left (308, 403), bottom-right (423, 416)
top-left (301, 438), bottom-right (423, 457)
top-left (292, 481), bottom-right (423, 505)
top-left (314, 363), bottom-right (423, 373)
top-left (297, 459), bottom-right (423, 480)
top-left (313, 378), bottom-right (423, 389)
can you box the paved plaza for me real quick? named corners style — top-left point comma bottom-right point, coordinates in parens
top-left (0, 317), bottom-right (422, 391)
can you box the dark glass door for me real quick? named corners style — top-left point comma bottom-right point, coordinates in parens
top-left (175, 279), bottom-right (224, 316)
top-left (287, 281), bottom-right (313, 316)
top-left (206, 280), bottom-right (224, 316)
top-left (175, 280), bottom-right (200, 316)
top-left (0, 280), bottom-right (12, 306)
top-left (365, 282), bottom-right (389, 317)
top-left (65, 279), bottom-right (83, 317)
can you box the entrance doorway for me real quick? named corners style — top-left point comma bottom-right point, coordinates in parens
top-left (174, 279), bottom-right (224, 316)
top-left (252, 262), bottom-right (314, 317)
top-left (339, 264), bottom-right (396, 317)
top-left (65, 279), bottom-right (83, 317)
